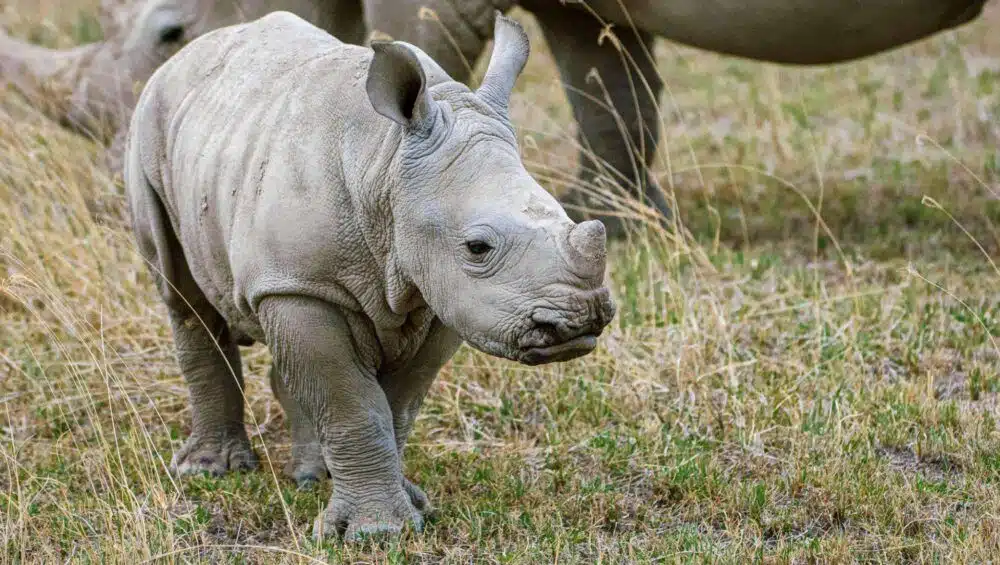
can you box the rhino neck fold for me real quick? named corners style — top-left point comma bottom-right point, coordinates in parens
top-left (343, 120), bottom-right (439, 369)
top-left (340, 118), bottom-right (425, 322)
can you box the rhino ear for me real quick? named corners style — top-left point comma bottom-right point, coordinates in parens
top-left (366, 41), bottom-right (436, 132)
top-left (476, 11), bottom-right (530, 114)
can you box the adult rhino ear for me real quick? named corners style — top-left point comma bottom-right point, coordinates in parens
top-left (366, 41), bottom-right (436, 132)
top-left (476, 11), bottom-right (530, 115)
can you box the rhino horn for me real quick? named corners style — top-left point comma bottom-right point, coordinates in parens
top-left (566, 220), bottom-right (608, 278)
top-left (476, 11), bottom-right (529, 114)
top-left (0, 29), bottom-right (127, 139)
top-left (1, 30), bottom-right (87, 114)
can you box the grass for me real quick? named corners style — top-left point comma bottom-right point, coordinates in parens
top-left (3, 0), bottom-right (1000, 562)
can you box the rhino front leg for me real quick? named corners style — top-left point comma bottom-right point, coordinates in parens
top-left (379, 320), bottom-right (463, 515)
top-left (267, 365), bottom-right (328, 487)
top-left (259, 296), bottom-right (423, 541)
top-left (529, 3), bottom-right (668, 237)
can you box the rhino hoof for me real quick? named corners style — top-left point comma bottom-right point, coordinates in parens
top-left (402, 477), bottom-right (437, 521)
top-left (313, 489), bottom-right (424, 542)
top-left (171, 433), bottom-right (259, 477)
top-left (283, 441), bottom-right (330, 488)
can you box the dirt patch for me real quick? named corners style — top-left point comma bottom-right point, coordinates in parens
top-left (876, 445), bottom-right (965, 483)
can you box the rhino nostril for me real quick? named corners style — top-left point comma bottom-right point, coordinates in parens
top-left (534, 322), bottom-right (561, 339)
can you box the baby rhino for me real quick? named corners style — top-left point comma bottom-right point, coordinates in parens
top-left (124, 10), bottom-right (615, 540)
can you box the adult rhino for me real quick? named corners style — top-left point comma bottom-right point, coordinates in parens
top-left (0, 0), bottom-right (366, 172)
top-left (1, 0), bottom-right (990, 233)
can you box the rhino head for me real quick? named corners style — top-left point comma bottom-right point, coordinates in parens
top-left (368, 13), bottom-right (616, 365)
top-left (0, 0), bottom-right (195, 142)
top-left (0, 0), bottom-right (327, 145)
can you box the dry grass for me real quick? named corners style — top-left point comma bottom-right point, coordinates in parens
top-left (3, 1), bottom-right (1000, 562)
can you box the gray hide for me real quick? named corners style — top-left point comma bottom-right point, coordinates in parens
top-left (5, 0), bottom-right (989, 230)
top-left (125, 10), bottom-right (615, 540)
top-left (360, 0), bottom-right (989, 234)
top-left (0, 0), bottom-right (365, 171)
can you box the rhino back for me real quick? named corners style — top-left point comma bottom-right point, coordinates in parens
top-left (132, 11), bottom-right (398, 342)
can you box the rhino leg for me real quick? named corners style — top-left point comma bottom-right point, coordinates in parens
top-left (377, 319), bottom-right (462, 516)
top-left (316, 0), bottom-right (369, 46)
top-left (267, 365), bottom-right (328, 487)
top-left (165, 309), bottom-right (258, 476)
top-left (362, 0), bottom-right (495, 82)
top-left (529, 3), bottom-right (669, 237)
top-left (258, 296), bottom-right (424, 541)
top-left (128, 165), bottom-right (256, 476)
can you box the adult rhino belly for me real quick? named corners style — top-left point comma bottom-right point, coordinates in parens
top-left (570, 0), bottom-right (986, 64)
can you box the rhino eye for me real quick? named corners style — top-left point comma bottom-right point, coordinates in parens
top-left (465, 241), bottom-right (492, 256)
top-left (159, 25), bottom-right (184, 44)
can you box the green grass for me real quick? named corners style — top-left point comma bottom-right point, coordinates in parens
top-left (3, 1), bottom-right (1000, 562)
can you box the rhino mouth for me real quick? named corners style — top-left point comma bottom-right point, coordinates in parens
top-left (518, 333), bottom-right (599, 365)
top-left (514, 289), bottom-right (615, 365)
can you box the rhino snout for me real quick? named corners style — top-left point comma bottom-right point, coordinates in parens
top-left (517, 288), bottom-right (616, 365)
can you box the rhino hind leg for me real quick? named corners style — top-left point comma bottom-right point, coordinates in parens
top-left (166, 312), bottom-right (258, 477)
top-left (267, 365), bottom-right (328, 487)
top-left (530, 4), bottom-right (669, 238)
top-left (127, 165), bottom-right (257, 477)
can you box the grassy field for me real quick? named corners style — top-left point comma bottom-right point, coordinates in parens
top-left (3, 1), bottom-right (1000, 562)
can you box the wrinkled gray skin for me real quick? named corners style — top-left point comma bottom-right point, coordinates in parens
top-left (369, 0), bottom-right (989, 235)
top-left (125, 10), bottom-right (615, 540)
top-left (3, 0), bottom-right (990, 232)
top-left (0, 0), bottom-right (364, 172)
top-left (0, 0), bottom-right (145, 143)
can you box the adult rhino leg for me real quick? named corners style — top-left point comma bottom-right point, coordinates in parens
top-left (267, 365), bottom-right (328, 487)
top-left (529, 4), bottom-right (668, 238)
top-left (315, 0), bottom-right (369, 46)
top-left (258, 296), bottom-right (423, 541)
top-left (378, 320), bottom-right (462, 515)
top-left (127, 165), bottom-right (256, 476)
top-left (362, 0), bottom-right (497, 82)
